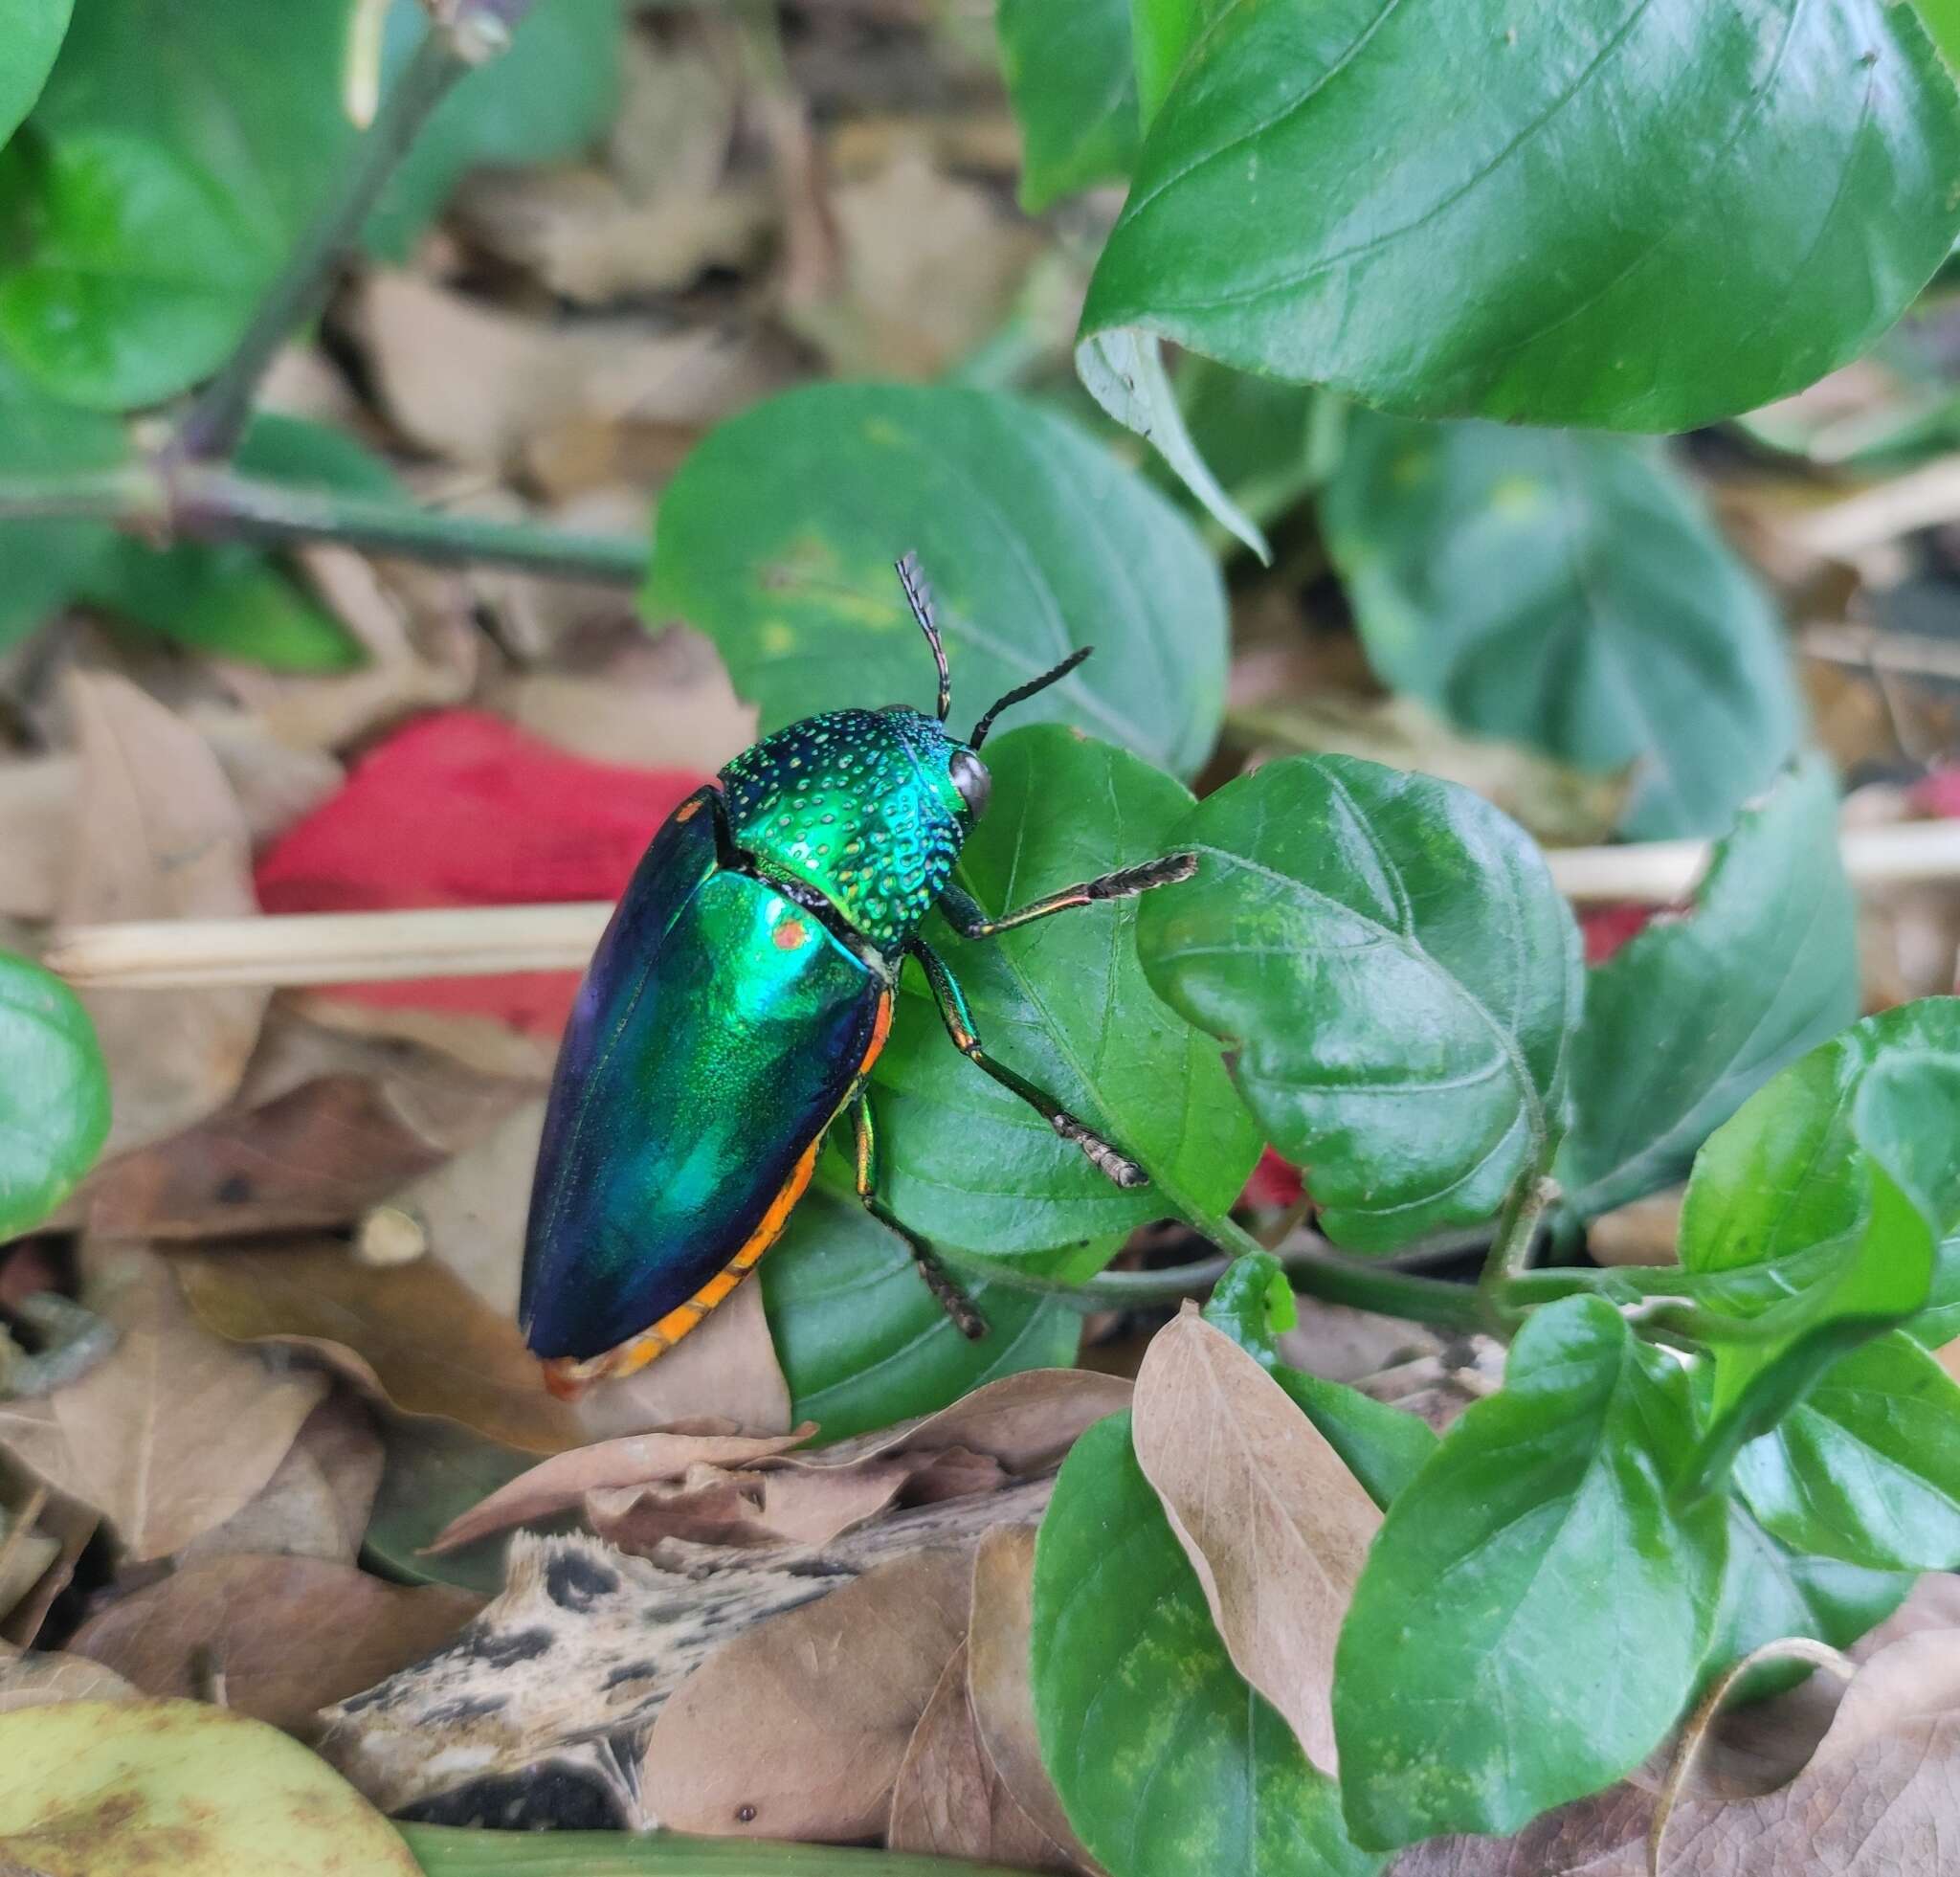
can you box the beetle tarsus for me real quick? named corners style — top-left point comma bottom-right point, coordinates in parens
top-left (1089, 852), bottom-right (1200, 900)
top-left (1052, 1112), bottom-right (1149, 1188)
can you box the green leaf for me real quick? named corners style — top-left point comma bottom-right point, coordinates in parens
top-left (0, 0), bottom-right (68, 144)
top-left (0, 129), bottom-right (260, 410)
top-left (368, 0), bottom-right (625, 259)
top-left (1320, 413), bottom-right (1802, 840)
top-left (0, 347), bottom-right (122, 650)
top-left (872, 726), bottom-right (1260, 1255)
top-left (1732, 1330), bottom-right (1960, 1571)
top-left (645, 381), bottom-right (1229, 780)
top-left (759, 1187), bottom-right (1110, 1443)
top-left (1032, 1414), bottom-right (1380, 1877)
top-left (1150, 351), bottom-right (1323, 536)
top-left (1198, 1252), bottom-right (1436, 1509)
top-left (0, 950), bottom-right (110, 1240)
top-left (1559, 755), bottom-right (1858, 1218)
top-left (1698, 1496), bottom-right (1912, 1706)
top-left (995, 0), bottom-right (1137, 212)
top-left (1131, 0), bottom-right (1226, 128)
top-left (1080, 0), bottom-right (1960, 434)
top-left (1332, 1296), bottom-right (1727, 1849)
top-left (78, 416), bottom-right (393, 670)
top-left (1137, 753), bottom-right (1583, 1251)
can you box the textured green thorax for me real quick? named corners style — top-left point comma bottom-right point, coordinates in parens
top-left (718, 706), bottom-right (973, 950)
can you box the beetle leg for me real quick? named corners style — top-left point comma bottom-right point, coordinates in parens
top-left (934, 851), bottom-right (1197, 941)
top-left (850, 1091), bottom-right (989, 1339)
top-left (908, 939), bottom-right (1149, 1190)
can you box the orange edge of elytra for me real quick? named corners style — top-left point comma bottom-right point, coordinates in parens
top-left (539, 986), bottom-right (895, 1401)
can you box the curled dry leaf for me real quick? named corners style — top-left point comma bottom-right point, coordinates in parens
top-left (888, 1640), bottom-right (1077, 1871)
top-left (0, 1247), bottom-right (325, 1561)
top-left (0, 1465), bottom-right (96, 1647)
top-left (641, 1546), bottom-right (971, 1841)
top-left (59, 672), bottom-right (268, 1156)
top-left (179, 1391), bottom-right (383, 1565)
top-left (67, 1554), bottom-right (481, 1739)
top-left (1131, 1305), bottom-right (1382, 1775)
top-left (170, 1239), bottom-right (583, 1455)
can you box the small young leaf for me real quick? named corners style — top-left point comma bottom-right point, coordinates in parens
top-left (1321, 413), bottom-right (1802, 839)
top-left (873, 727), bottom-right (1260, 1255)
top-left (0, 950), bottom-right (109, 1240)
top-left (995, 0), bottom-right (1137, 212)
top-left (1332, 1296), bottom-right (1726, 1849)
top-left (645, 382), bottom-right (1229, 780)
top-left (1137, 754), bottom-right (1582, 1251)
top-left (1732, 1331), bottom-right (1960, 1572)
top-left (1559, 754), bottom-right (1857, 1218)
top-left (1032, 1414), bottom-right (1380, 1877)
top-left (1697, 1497), bottom-right (1913, 1706)
top-left (760, 1187), bottom-right (1114, 1444)
top-left (0, 129), bottom-right (262, 411)
top-left (0, 0), bottom-right (69, 145)
top-left (1080, 0), bottom-right (1960, 434)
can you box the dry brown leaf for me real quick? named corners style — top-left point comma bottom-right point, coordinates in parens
top-left (0, 1652), bottom-right (139, 1714)
top-left (888, 1640), bottom-right (1076, 1871)
top-left (641, 1547), bottom-right (970, 1841)
top-left (180, 1392), bottom-right (382, 1565)
top-left (1277, 1300), bottom-right (1445, 1385)
top-left (1658, 1628), bottom-right (1960, 1873)
top-left (0, 1503), bottom-right (57, 1624)
top-left (1132, 1306), bottom-right (1381, 1776)
top-left (1383, 1785), bottom-right (1650, 1875)
top-left (819, 1368), bottom-right (1133, 1475)
top-left (427, 1423), bottom-right (818, 1552)
top-left (68, 1553), bottom-right (481, 1738)
top-left (967, 1525), bottom-right (1098, 1868)
top-left (59, 671), bottom-right (269, 1154)
top-left (170, 1239), bottom-right (583, 1456)
top-left (0, 1462), bottom-right (94, 1647)
top-left (0, 1247), bottom-right (324, 1561)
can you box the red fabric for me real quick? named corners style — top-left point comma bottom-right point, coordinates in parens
top-left (1580, 902), bottom-right (1656, 965)
top-left (256, 710), bottom-right (706, 1037)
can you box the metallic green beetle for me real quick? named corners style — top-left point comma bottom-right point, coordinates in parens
top-left (520, 556), bottom-right (1195, 1396)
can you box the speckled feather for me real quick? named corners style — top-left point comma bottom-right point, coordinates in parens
top-left (718, 707), bottom-right (973, 950)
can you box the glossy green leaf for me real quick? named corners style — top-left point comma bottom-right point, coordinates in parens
top-left (1199, 1251), bottom-right (1436, 1509)
top-left (0, 348), bottom-right (122, 649)
top-left (0, 0), bottom-right (69, 145)
top-left (0, 950), bottom-right (110, 1240)
top-left (1321, 413), bottom-right (1802, 840)
top-left (0, 129), bottom-right (260, 410)
top-left (1132, 0), bottom-right (1225, 127)
top-left (1032, 1414), bottom-right (1380, 1877)
top-left (1332, 1297), bottom-right (1726, 1848)
top-left (78, 416), bottom-right (394, 670)
top-left (872, 727), bottom-right (1259, 1255)
top-left (1681, 999), bottom-right (1960, 1363)
top-left (1697, 1496), bottom-right (1913, 1706)
top-left (1732, 1330), bottom-right (1960, 1571)
top-left (1150, 352), bottom-right (1322, 536)
top-left (1137, 754), bottom-right (1583, 1251)
top-left (1560, 756), bottom-right (1857, 1218)
top-left (368, 0), bottom-right (625, 259)
top-left (996, 0), bottom-right (1137, 212)
top-left (760, 1187), bottom-right (1109, 1443)
top-left (1081, 0), bottom-right (1960, 434)
top-left (646, 382), bottom-right (1229, 781)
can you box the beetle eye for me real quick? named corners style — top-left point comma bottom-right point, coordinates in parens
top-left (949, 749), bottom-right (991, 817)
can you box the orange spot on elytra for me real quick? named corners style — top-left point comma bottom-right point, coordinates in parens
top-left (675, 798), bottom-right (702, 823)
top-left (774, 918), bottom-right (809, 950)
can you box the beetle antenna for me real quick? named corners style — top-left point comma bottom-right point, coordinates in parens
top-left (969, 646), bottom-right (1094, 749)
top-left (895, 552), bottom-right (951, 723)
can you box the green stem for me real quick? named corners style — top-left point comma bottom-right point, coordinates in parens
top-left (400, 1824), bottom-right (1028, 1877)
top-left (172, 12), bottom-right (513, 463)
top-left (1476, 1172), bottom-right (1556, 1322)
top-left (0, 464), bottom-right (650, 586)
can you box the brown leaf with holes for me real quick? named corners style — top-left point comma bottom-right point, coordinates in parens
top-left (888, 1641), bottom-right (1077, 1871)
top-left (641, 1548), bottom-right (970, 1841)
top-left (171, 1239), bottom-right (582, 1455)
top-left (67, 1554), bottom-right (481, 1738)
top-left (1132, 1305), bottom-right (1381, 1776)
top-left (180, 1392), bottom-right (382, 1565)
top-left (0, 1247), bottom-right (325, 1561)
top-left (58, 673), bottom-right (269, 1155)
